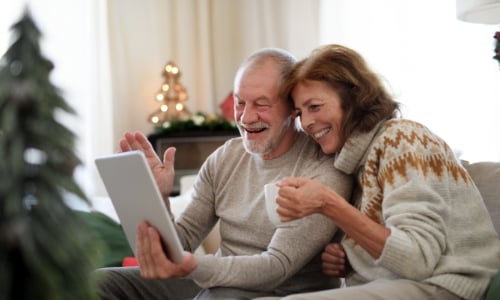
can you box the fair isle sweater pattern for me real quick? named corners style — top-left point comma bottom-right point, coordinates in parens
top-left (360, 119), bottom-right (471, 226)
top-left (338, 118), bottom-right (500, 300)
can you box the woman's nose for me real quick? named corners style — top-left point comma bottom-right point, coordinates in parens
top-left (300, 112), bottom-right (314, 130)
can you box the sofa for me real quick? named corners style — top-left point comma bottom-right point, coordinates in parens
top-left (460, 160), bottom-right (500, 299)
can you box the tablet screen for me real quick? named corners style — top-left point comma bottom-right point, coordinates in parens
top-left (95, 151), bottom-right (184, 264)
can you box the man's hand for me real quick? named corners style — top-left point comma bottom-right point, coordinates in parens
top-left (322, 243), bottom-right (352, 277)
top-left (119, 131), bottom-right (176, 199)
top-left (136, 221), bottom-right (197, 279)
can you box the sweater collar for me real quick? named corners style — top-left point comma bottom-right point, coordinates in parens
top-left (334, 120), bottom-right (388, 175)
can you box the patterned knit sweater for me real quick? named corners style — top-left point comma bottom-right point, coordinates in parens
top-left (334, 119), bottom-right (500, 300)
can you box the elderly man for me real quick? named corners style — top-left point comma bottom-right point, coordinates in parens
top-left (96, 48), bottom-right (352, 299)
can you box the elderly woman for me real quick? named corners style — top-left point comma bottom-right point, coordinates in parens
top-left (270, 44), bottom-right (500, 300)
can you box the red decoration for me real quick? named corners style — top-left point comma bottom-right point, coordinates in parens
top-left (220, 92), bottom-right (235, 122)
top-left (122, 256), bottom-right (139, 267)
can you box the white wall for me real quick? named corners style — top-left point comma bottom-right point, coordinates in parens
top-left (319, 0), bottom-right (500, 162)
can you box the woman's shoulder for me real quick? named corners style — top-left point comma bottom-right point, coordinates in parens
top-left (372, 118), bottom-right (450, 157)
top-left (379, 119), bottom-right (442, 143)
top-left (382, 118), bottom-right (429, 134)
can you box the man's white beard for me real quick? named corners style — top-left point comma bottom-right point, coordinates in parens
top-left (240, 116), bottom-right (292, 155)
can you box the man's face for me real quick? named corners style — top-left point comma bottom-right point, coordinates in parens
top-left (233, 60), bottom-right (294, 160)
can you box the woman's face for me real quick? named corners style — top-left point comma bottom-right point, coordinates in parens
top-left (292, 80), bottom-right (344, 154)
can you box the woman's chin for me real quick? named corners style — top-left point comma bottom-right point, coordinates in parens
top-left (320, 143), bottom-right (336, 155)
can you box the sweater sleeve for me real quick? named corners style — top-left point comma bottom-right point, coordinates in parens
top-left (185, 171), bottom-right (352, 290)
top-left (377, 174), bottom-right (449, 280)
top-left (176, 136), bottom-right (353, 290)
top-left (369, 122), bottom-right (468, 280)
top-left (187, 212), bottom-right (337, 290)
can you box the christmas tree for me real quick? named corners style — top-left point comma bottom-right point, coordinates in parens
top-left (0, 9), bottom-right (99, 300)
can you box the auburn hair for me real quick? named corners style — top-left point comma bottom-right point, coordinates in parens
top-left (281, 44), bottom-right (400, 145)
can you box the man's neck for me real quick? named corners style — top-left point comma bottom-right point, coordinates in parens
top-left (261, 130), bottom-right (300, 160)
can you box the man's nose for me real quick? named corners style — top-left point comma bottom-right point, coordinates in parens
top-left (239, 106), bottom-right (258, 124)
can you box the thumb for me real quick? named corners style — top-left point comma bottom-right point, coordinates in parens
top-left (163, 147), bottom-right (176, 167)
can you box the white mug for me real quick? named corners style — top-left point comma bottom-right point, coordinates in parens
top-left (264, 183), bottom-right (301, 227)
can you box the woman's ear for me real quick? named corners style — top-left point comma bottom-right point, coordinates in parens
top-left (294, 116), bottom-right (303, 132)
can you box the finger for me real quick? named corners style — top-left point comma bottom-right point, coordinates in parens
top-left (325, 243), bottom-right (345, 255)
top-left (134, 131), bottom-right (159, 158)
top-left (119, 139), bottom-right (130, 153)
top-left (276, 195), bottom-right (301, 216)
top-left (322, 260), bottom-right (346, 274)
top-left (323, 267), bottom-right (343, 277)
top-left (123, 131), bottom-right (144, 152)
top-left (277, 177), bottom-right (307, 188)
top-left (322, 252), bottom-right (345, 265)
top-left (276, 207), bottom-right (302, 222)
top-left (119, 132), bottom-right (133, 152)
top-left (147, 226), bottom-right (173, 278)
top-left (137, 222), bottom-right (154, 278)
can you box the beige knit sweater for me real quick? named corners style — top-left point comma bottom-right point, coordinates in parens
top-left (335, 119), bottom-right (500, 300)
top-left (175, 133), bottom-right (353, 294)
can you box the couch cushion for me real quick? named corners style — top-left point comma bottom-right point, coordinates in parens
top-left (464, 161), bottom-right (500, 237)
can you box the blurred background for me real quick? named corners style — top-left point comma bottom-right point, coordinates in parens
top-left (1, 0), bottom-right (499, 205)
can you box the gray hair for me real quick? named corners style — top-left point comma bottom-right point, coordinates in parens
top-left (235, 48), bottom-right (297, 87)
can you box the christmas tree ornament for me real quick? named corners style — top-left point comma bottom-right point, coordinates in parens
top-left (148, 61), bottom-right (191, 125)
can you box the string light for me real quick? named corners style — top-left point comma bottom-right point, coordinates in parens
top-left (148, 61), bottom-right (191, 125)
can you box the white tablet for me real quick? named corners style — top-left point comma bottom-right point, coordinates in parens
top-left (95, 150), bottom-right (184, 264)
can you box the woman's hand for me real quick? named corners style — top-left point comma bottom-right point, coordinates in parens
top-left (136, 221), bottom-right (197, 279)
top-left (119, 131), bottom-right (175, 198)
top-left (275, 177), bottom-right (330, 221)
top-left (322, 243), bottom-right (352, 277)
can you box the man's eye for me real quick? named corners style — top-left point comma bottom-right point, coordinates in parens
top-left (256, 102), bottom-right (271, 108)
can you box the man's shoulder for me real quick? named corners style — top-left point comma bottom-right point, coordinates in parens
top-left (289, 134), bottom-right (336, 175)
top-left (293, 133), bottom-right (352, 197)
top-left (217, 136), bottom-right (246, 156)
top-left (294, 133), bottom-right (334, 162)
top-left (206, 136), bottom-right (247, 163)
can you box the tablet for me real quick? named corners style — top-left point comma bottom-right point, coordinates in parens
top-left (95, 150), bottom-right (184, 264)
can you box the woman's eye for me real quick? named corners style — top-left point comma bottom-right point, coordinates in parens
top-left (309, 104), bottom-right (321, 111)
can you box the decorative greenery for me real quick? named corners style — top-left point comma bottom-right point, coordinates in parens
top-left (154, 111), bottom-right (238, 134)
top-left (0, 9), bottom-right (100, 299)
top-left (494, 31), bottom-right (500, 66)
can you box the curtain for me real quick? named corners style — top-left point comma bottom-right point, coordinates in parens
top-left (65, 0), bottom-right (320, 198)
top-left (105, 0), bottom-right (320, 148)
